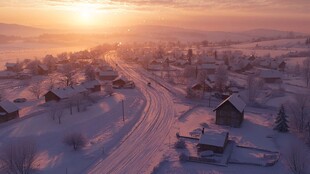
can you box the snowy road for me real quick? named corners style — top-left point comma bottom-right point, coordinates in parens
top-left (87, 51), bottom-right (175, 174)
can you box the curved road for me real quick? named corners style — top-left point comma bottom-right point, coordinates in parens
top-left (87, 51), bottom-right (175, 174)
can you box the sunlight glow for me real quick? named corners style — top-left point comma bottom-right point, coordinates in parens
top-left (72, 3), bottom-right (98, 26)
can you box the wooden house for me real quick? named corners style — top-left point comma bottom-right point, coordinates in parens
top-left (98, 71), bottom-right (118, 81)
top-left (0, 100), bottom-right (19, 123)
top-left (38, 64), bottom-right (49, 75)
top-left (5, 63), bottom-right (19, 72)
top-left (197, 131), bottom-right (229, 154)
top-left (44, 85), bottom-right (87, 102)
top-left (82, 80), bottom-right (101, 92)
top-left (112, 76), bottom-right (127, 88)
top-left (213, 94), bottom-right (246, 127)
top-left (259, 70), bottom-right (282, 83)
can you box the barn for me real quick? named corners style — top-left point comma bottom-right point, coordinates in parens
top-left (197, 131), bottom-right (229, 154)
top-left (44, 85), bottom-right (87, 102)
top-left (213, 94), bottom-right (246, 127)
top-left (260, 70), bottom-right (282, 83)
top-left (82, 80), bottom-right (101, 92)
top-left (98, 71), bottom-right (118, 81)
top-left (38, 64), bottom-right (49, 75)
top-left (0, 100), bottom-right (19, 123)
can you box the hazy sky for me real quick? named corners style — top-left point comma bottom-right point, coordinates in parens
top-left (0, 0), bottom-right (310, 32)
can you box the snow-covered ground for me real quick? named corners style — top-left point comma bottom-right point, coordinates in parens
top-left (0, 87), bottom-right (146, 173)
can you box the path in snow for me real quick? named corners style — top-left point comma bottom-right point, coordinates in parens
top-left (86, 51), bottom-right (176, 174)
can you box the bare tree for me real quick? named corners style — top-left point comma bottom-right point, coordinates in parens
top-left (63, 132), bottom-right (87, 151)
top-left (287, 94), bottom-right (310, 133)
top-left (60, 64), bottom-right (77, 87)
top-left (247, 75), bottom-right (264, 103)
top-left (49, 102), bottom-right (64, 124)
top-left (215, 65), bottom-right (228, 92)
top-left (104, 84), bottom-right (114, 96)
top-left (0, 139), bottom-right (38, 174)
top-left (286, 142), bottom-right (309, 174)
top-left (294, 63), bottom-right (301, 77)
top-left (85, 65), bottom-right (96, 81)
top-left (45, 74), bottom-right (59, 91)
top-left (302, 58), bottom-right (310, 87)
top-left (28, 81), bottom-right (42, 99)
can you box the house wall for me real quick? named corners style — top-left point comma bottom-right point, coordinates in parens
top-left (45, 92), bottom-right (61, 102)
top-left (91, 85), bottom-right (101, 92)
top-left (0, 110), bottom-right (19, 123)
top-left (264, 78), bottom-right (282, 83)
top-left (112, 80), bottom-right (126, 87)
top-left (215, 102), bottom-right (243, 127)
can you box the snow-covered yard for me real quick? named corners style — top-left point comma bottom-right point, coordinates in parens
top-left (0, 88), bottom-right (146, 173)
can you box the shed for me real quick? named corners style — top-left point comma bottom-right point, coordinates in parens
top-left (0, 100), bottom-right (19, 123)
top-left (197, 131), bottom-right (229, 154)
top-left (44, 85), bottom-right (87, 102)
top-left (5, 63), bottom-right (18, 72)
top-left (99, 71), bottom-right (118, 81)
top-left (112, 76), bottom-right (128, 88)
top-left (38, 64), bottom-right (49, 75)
top-left (213, 94), bottom-right (246, 127)
top-left (82, 80), bottom-right (101, 92)
top-left (260, 70), bottom-right (282, 83)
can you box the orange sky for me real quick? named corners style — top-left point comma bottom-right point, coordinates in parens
top-left (0, 0), bottom-right (309, 33)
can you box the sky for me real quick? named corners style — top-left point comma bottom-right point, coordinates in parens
top-left (0, 0), bottom-right (310, 32)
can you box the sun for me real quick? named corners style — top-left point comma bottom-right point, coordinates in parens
top-left (73, 3), bottom-right (97, 25)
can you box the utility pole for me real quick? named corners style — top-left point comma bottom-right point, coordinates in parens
top-left (122, 100), bottom-right (125, 122)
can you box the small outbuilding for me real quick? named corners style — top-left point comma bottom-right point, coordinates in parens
top-left (260, 70), bottom-right (282, 83)
top-left (82, 80), bottom-right (101, 92)
top-left (98, 71), bottom-right (118, 81)
top-left (197, 131), bottom-right (229, 154)
top-left (213, 94), bottom-right (246, 127)
top-left (0, 100), bottom-right (19, 123)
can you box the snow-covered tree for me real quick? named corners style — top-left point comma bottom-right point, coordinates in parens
top-left (294, 63), bottom-right (301, 76)
top-left (0, 139), bottom-right (38, 174)
top-left (63, 132), bottom-right (87, 151)
top-left (104, 84), bottom-right (114, 96)
top-left (28, 81), bottom-right (43, 99)
top-left (287, 94), bottom-right (310, 132)
top-left (302, 57), bottom-right (310, 87)
top-left (215, 65), bottom-right (228, 92)
top-left (60, 64), bottom-right (77, 87)
top-left (287, 142), bottom-right (309, 174)
top-left (247, 75), bottom-right (264, 103)
top-left (274, 105), bottom-right (289, 132)
top-left (85, 65), bottom-right (96, 81)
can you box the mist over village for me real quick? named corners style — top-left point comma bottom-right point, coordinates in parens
top-left (0, 0), bottom-right (310, 174)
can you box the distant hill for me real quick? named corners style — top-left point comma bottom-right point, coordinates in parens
top-left (0, 23), bottom-right (307, 43)
top-left (107, 25), bottom-right (306, 42)
top-left (240, 29), bottom-right (306, 39)
top-left (0, 23), bottom-right (48, 37)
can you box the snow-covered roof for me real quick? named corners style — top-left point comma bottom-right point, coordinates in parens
top-left (113, 76), bottom-right (128, 82)
top-left (99, 71), bottom-right (118, 77)
top-left (0, 100), bottom-right (19, 113)
top-left (260, 69), bottom-right (282, 79)
top-left (38, 64), bottom-right (48, 71)
top-left (198, 64), bottom-right (217, 70)
top-left (0, 71), bottom-right (17, 77)
top-left (214, 94), bottom-right (246, 113)
top-left (198, 131), bottom-right (228, 147)
top-left (82, 80), bottom-right (100, 89)
top-left (5, 63), bottom-right (17, 67)
top-left (49, 85), bottom-right (87, 99)
top-left (71, 85), bottom-right (87, 93)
